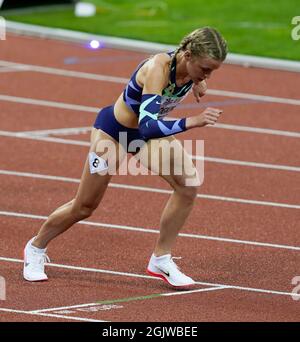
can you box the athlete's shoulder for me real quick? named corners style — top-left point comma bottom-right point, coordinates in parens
top-left (147, 52), bottom-right (171, 71)
top-left (137, 53), bottom-right (171, 90)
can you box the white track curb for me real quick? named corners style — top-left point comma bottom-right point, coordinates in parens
top-left (5, 20), bottom-right (300, 73)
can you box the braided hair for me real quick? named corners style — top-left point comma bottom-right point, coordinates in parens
top-left (170, 27), bottom-right (228, 68)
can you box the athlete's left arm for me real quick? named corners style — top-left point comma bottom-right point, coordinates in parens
top-left (138, 56), bottom-right (187, 140)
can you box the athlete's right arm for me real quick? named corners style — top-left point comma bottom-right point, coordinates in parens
top-left (185, 107), bottom-right (223, 129)
top-left (137, 55), bottom-right (188, 140)
top-left (138, 55), bottom-right (222, 140)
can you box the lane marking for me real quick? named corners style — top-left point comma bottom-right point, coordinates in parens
top-left (19, 126), bottom-right (92, 136)
top-left (178, 98), bottom-right (262, 109)
top-left (196, 155), bottom-right (300, 172)
top-left (1, 130), bottom-right (299, 173)
top-left (94, 287), bottom-right (226, 305)
top-left (207, 89), bottom-right (300, 106)
top-left (207, 89), bottom-right (300, 107)
top-left (0, 66), bottom-right (30, 73)
top-left (0, 94), bottom-right (98, 112)
top-left (0, 59), bottom-right (299, 106)
top-left (1, 256), bottom-right (299, 300)
top-left (31, 286), bottom-right (227, 313)
top-left (1, 210), bottom-right (300, 251)
top-left (17, 123), bottom-right (300, 139)
top-left (64, 55), bottom-right (142, 65)
top-left (52, 304), bottom-right (123, 314)
top-left (0, 60), bottom-right (129, 84)
top-left (1, 94), bottom-right (299, 139)
top-left (213, 123), bottom-right (300, 139)
top-left (0, 169), bottom-right (299, 209)
top-left (30, 302), bottom-right (122, 314)
top-left (0, 130), bottom-right (90, 146)
top-left (0, 307), bottom-right (106, 322)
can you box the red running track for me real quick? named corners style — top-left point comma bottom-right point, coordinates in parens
top-left (0, 33), bottom-right (299, 322)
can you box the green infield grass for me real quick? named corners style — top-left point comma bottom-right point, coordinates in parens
top-left (3, 0), bottom-right (300, 60)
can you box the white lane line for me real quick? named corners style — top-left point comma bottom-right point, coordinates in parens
top-left (1, 256), bottom-right (299, 300)
top-left (0, 60), bottom-right (129, 84)
top-left (30, 286), bottom-right (227, 314)
top-left (18, 123), bottom-right (300, 139)
top-left (1, 256), bottom-right (153, 280)
top-left (1, 210), bottom-right (300, 251)
top-left (1, 130), bottom-right (299, 173)
top-left (1, 93), bottom-right (299, 139)
top-left (30, 302), bottom-right (117, 314)
top-left (0, 307), bottom-right (106, 322)
top-left (20, 126), bottom-right (92, 136)
top-left (0, 169), bottom-right (299, 209)
top-left (207, 89), bottom-right (300, 106)
top-left (196, 156), bottom-right (300, 172)
top-left (213, 123), bottom-right (300, 139)
top-left (0, 59), bottom-right (299, 106)
top-left (0, 94), bottom-right (99, 112)
top-left (0, 130), bottom-right (90, 146)
top-left (0, 66), bottom-right (30, 73)
top-left (162, 286), bottom-right (228, 297)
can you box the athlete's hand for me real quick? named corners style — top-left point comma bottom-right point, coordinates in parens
top-left (192, 80), bottom-right (207, 102)
top-left (186, 107), bottom-right (223, 129)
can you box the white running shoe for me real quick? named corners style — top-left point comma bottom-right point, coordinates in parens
top-left (23, 237), bottom-right (50, 282)
top-left (147, 254), bottom-right (195, 288)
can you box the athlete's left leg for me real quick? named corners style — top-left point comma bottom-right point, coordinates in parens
top-left (141, 136), bottom-right (199, 255)
top-left (134, 136), bottom-right (200, 287)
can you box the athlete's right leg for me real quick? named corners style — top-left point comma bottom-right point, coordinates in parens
top-left (33, 128), bottom-right (125, 248)
top-left (23, 128), bottom-right (126, 281)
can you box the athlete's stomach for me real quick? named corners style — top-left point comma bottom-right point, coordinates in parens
top-left (114, 94), bottom-right (139, 129)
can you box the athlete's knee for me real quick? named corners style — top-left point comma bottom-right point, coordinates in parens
top-left (71, 202), bottom-right (97, 220)
top-left (77, 205), bottom-right (95, 220)
top-left (174, 168), bottom-right (200, 200)
top-left (175, 184), bottom-right (198, 203)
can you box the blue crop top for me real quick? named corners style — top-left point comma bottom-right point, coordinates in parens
top-left (121, 52), bottom-right (194, 140)
top-left (123, 52), bottom-right (193, 119)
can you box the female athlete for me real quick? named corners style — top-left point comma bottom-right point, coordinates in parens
top-left (23, 27), bottom-right (227, 288)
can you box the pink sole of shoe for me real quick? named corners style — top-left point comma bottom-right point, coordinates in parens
top-left (146, 269), bottom-right (195, 290)
top-left (24, 278), bottom-right (48, 283)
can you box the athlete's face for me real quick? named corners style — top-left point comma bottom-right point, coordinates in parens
top-left (184, 51), bottom-right (222, 83)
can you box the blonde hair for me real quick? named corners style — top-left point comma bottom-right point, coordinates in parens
top-left (175, 27), bottom-right (228, 62)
